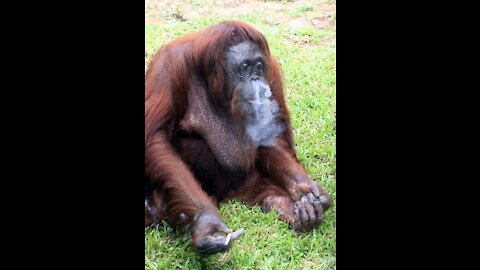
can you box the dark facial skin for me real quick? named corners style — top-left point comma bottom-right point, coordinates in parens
top-left (225, 40), bottom-right (284, 147)
top-left (225, 41), bottom-right (267, 98)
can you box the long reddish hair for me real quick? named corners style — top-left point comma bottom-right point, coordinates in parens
top-left (145, 21), bottom-right (291, 148)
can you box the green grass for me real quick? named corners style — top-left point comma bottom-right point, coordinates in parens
top-left (145, 1), bottom-right (336, 269)
top-left (291, 5), bottom-right (314, 17)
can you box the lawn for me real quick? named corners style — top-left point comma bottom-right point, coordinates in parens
top-left (145, 1), bottom-right (336, 269)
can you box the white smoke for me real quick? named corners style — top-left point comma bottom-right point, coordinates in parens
top-left (242, 80), bottom-right (284, 146)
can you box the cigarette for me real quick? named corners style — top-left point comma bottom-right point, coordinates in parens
top-left (224, 233), bottom-right (232, 245)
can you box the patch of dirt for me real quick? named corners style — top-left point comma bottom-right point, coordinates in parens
top-left (145, 0), bottom-right (336, 30)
